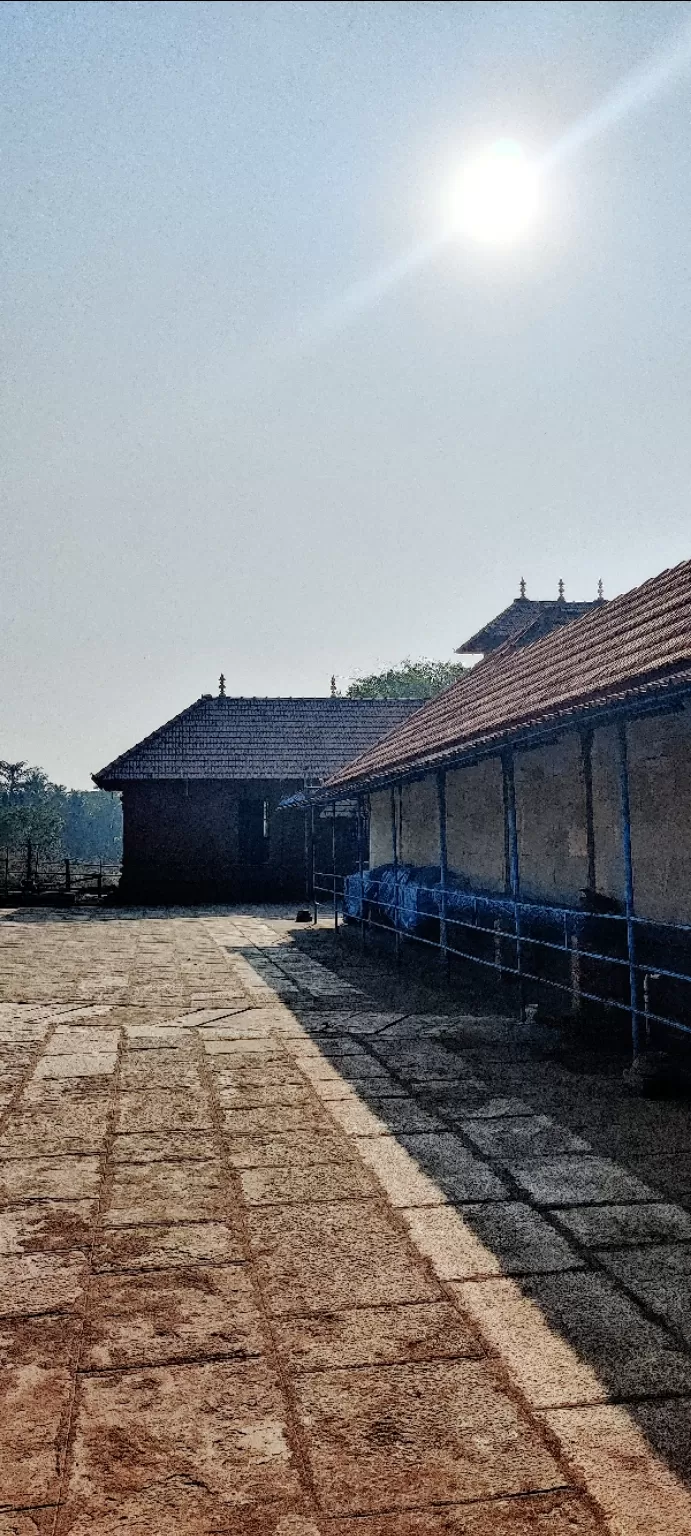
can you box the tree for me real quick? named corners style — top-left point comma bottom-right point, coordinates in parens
top-left (0, 762), bottom-right (63, 856)
top-left (346, 657), bottom-right (467, 701)
top-left (0, 759), bottom-right (122, 862)
top-left (62, 790), bottom-right (122, 861)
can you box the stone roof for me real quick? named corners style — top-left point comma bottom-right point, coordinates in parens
top-left (93, 696), bottom-right (421, 788)
top-left (323, 560), bottom-right (691, 793)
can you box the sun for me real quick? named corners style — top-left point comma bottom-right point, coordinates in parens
top-left (449, 140), bottom-right (540, 245)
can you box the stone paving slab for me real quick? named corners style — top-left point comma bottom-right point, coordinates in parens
top-left (218, 1082), bottom-right (318, 1109)
top-left (103, 1159), bottom-right (226, 1225)
top-left (399, 1133), bottom-right (509, 1203)
top-left (246, 1199), bottom-right (440, 1314)
top-left (0, 1200), bottom-right (96, 1254)
top-left (116, 1087), bottom-right (213, 1132)
top-left (225, 1129), bottom-right (355, 1168)
top-left (4, 905), bottom-right (691, 1533)
top-left (119, 1054), bottom-right (200, 1091)
top-left (462, 1114), bottom-right (591, 1164)
top-left (554, 1201), bottom-right (691, 1249)
top-left (595, 1243), bottom-right (691, 1345)
top-left (0, 1252), bottom-right (88, 1317)
top-left (275, 1300), bottom-right (482, 1373)
top-left (327, 1491), bottom-right (604, 1534)
top-left (403, 1201), bottom-right (582, 1280)
top-left (0, 1102), bottom-right (110, 1157)
top-left (0, 1157), bottom-right (101, 1204)
top-left (82, 1263), bottom-right (265, 1369)
top-left (0, 1362), bottom-right (72, 1506)
top-left (0, 1312), bottom-right (82, 1370)
top-left (59, 1357), bottom-right (305, 1528)
top-left (512, 1156), bottom-right (656, 1207)
top-left (293, 1358), bottom-right (564, 1515)
top-left (35, 1054), bottom-right (118, 1079)
top-left (222, 1104), bottom-right (336, 1135)
top-left (110, 1130), bottom-right (219, 1162)
top-left (239, 1160), bottom-right (378, 1207)
top-left (92, 1220), bottom-right (243, 1272)
top-left (0, 1510), bottom-right (56, 1534)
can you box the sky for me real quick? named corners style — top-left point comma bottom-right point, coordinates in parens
top-left (3, 0), bottom-right (691, 788)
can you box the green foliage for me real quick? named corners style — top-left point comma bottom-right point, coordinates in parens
top-left (0, 760), bottom-right (122, 860)
top-left (346, 657), bottom-right (466, 701)
top-left (61, 790), bottom-right (123, 861)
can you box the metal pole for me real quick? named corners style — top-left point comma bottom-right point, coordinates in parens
top-left (581, 729), bottom-right (596, 894)
top-left (390, 786), bottom-right (401, 964)
top-left (357, 793), bottom-right (366, 949)
top-left (332, 801), bottom-right (338, 931)
top-left (502, 746), bottom-right (524, 1018)
top-left (303, 786), bottom-right (310, 906)
top-left (617, 720), bottom-right (641, 1057)
top-left (310, 804), bottom-right (317, 924)
top-left (437, 770), bottom-right (449, 969)
top-left (570, 932), bottom-right (581, 1015)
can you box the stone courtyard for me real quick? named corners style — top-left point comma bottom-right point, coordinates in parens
top-left (1, 906), bottom-right (691, 1534)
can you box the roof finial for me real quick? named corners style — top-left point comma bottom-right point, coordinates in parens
top-left (597, 578), bottom-right (604, 600)
top-left (558, 578), bottom-right (565, 600)
top-left (330, 674), bottom-right (337, 698)
top-left (519, 577), bottom-right (526, 599)
top-left (219, 673), bottom-right (226, 697)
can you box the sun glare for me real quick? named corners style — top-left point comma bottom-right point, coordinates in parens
top-left (449, 140), bottom-right (540, 245)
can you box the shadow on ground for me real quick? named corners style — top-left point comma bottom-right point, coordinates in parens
top-left (263, 915), bottom-right (691, 1489)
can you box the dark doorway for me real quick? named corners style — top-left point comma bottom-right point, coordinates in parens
top-left (239, 798), bottom-right (269, 870)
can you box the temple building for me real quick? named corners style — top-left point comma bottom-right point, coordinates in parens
top-left (93, 692), bottom-right (417, 902)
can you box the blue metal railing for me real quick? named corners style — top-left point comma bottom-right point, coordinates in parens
top-left (312, 865), bottom-right (691, 1046)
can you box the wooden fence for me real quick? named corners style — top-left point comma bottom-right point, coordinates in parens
top-left (2, 843), bottom-right (121, 902)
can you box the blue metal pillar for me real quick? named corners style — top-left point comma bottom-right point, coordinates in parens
top-left (502, 745), bottom-right (524, 1018)
top-left (357, 792), bottom-right (366, 948)
top-left (617, 720), bottom-right (641, 1056)
top-left (390, 786), bottom-right (401, 964)
top-left (332, 801), bottom-right (338, 931)
top-left (437, 770), bottom-right (449, 967)
top-left (310, 803), bottom-right (317, 924)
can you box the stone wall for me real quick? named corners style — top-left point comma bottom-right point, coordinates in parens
top-left (617, 708), bottom-right (691, 924)
top-left (514, 732), bottom-right (589, 905)
top-left (399, 779), bottom-right (439, 865)
top-left (369, 791), bottom-right (393, 867)
top-left (366, 702), bottom-right (691, 925)
top-left (446, 758), bottom-right (506, 894)
top-left (121, 780), bottom-right (308, 901)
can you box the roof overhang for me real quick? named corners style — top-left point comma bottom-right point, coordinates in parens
top-left (302, 675), bottom-right (691, 805)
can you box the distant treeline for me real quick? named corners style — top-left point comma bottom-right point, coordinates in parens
top-left (0, 760), bottom-right (122, 862)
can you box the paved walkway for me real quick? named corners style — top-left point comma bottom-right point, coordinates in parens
top-left (0, 908), bottom-right (690, 1534)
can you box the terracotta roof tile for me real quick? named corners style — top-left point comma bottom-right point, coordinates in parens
top-left (324, 560), bottom-right (691, 792)
top-left (93, 697), bottom-right (420, 787)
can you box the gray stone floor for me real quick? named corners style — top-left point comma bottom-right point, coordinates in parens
top-left (0, 905), bottom-right (690, 1534)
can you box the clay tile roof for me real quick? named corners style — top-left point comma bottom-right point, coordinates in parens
top-left (323, 560), bottom-right (691, 793)
top-left (92, 697), bottom-right (420, 788)
top-left (456, 596), bottom-right (602, 654)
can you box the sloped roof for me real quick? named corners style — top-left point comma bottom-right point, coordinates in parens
top-left (456, 596), bottom-right (602, 654)
top-left (93, 696), bottom-right (421, 788)
top-left (324, 560), bottom-right (691, 793)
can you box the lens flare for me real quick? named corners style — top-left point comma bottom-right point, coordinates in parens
top-left (449, 140), bottom-right (540, 245)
